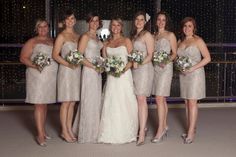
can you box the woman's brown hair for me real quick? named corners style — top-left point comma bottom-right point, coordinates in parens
top-left (179, 17), bottom-right (197, 41)
top-left (86, 12), bottom-right (103, 29)
top-left (154, 11), bottom-right (172, 33)
top-left (130, 11), bottom-right (149, 41)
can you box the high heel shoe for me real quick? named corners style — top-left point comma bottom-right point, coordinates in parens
top-left (165, 126), bottom-right (169, 137)
top-left (60, 134), bottom-right (76, 143)
top-left (182, 130), bottom-right (196, 139)
top-left (137, 127), bottom-right (148, 137)
top-left (45, 135), bottom-right (52, 140)
top-left (136, 141), bottom-right (145, 146)
top-left (184, 138), bottom-right (193, 144)
top-left (151, 130), bottom-right (167, 143)
top-left (181, 133), bottom-right (187, 139)
top-left (136, 128), bottom-right (148, 146)
top-left (36, 137), bottom-right (47, 147)
top-left (69, 131), bottom-right (77, 141)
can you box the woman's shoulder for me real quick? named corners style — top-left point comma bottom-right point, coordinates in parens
top-left (142, 31), bottom-right (154, 42)
top-left (166, 31), bottom-right (175, 38)
top-left (80, 32), bottom-right (90, 40)
top-left (123, 36), bottom-right (131, 42)
top-left (56, 32), bottom-right (66, 41)
top-left (27, 37), bottom-right (36, 44)
top-left (143, 30), bottom-right (152, 37)
top-left (24, 37), bottom-right (37, 48)
top-left (193, 35), bottom-right (207, 49)
top-left (194, 35), bottom-right (204, 42)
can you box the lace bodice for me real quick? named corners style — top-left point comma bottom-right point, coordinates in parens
top-left (106, 46), bottom-right (128, 64)
top-left (177, 45), bottom-right (202, 65)
top-left (155, 38), bottom-right (171, 54)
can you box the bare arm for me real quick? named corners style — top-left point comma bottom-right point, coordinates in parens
top-left (79, 34), bottom-right (96, 69)
top-left (102, 41), bottom-right (108, 58)
top-left (142, 32), bottom-right (155, 65)
top-left (123, 38), bottom-right (133, 72)
top-left (20, 38), bottom-right (37, 69)
top-left (169, 32), bottom-right (177, 61)
top-left (187, 38), bottom-right (211, 73)
top-left (52, 34), bottom-right (72, 68)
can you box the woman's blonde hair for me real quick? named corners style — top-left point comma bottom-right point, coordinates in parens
top-left (34, 19), bottom-right (49, 34)
top-left (109, 17), bottom-right (124, 37)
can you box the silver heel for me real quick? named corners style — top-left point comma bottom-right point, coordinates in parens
top-left (184, 138), bottom-right (193, 144)
top-left (151, 130), bottom-right (167, 143)
top-left (36, 136), bottom-right (47, 147)
top-left (165, 127), bottom-right (169, 137)
top-left (136, 128), bottom-right (148, 146)
top-left (45, 135), bottom-right (52, 140)
top-left (181, 133), bottom-right (187, 139)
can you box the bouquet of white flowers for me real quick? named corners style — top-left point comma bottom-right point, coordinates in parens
top-left (91, 56), bottom-right (106, 72)
top-left (127, 50), bottom-right (144, 64)
top-left (65, 50), bottom-right (84, 65)
top-left (104, 56), bottom-right (125, 77)
top-left (175, 56), bottom-right (192, 72)
top-left (32, 52), bottom-right (51, 72)
top-left (153, 50), bottom-right (171, 66)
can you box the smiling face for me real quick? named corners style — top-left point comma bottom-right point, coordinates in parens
top-left (111, 20), bottom-right (122, 35)
top-left (156, 14), bottom-right (166, 30)
top-left (183, 21), bottom-right (195, 37)
top-left (135, 15), bottom-right (146, 30)
top-left (36, 21), bottom-right (49, 37)
top-left (64, 14), bottom-right (76, 28)
top-left (89, 16), bottom-right (99, 31)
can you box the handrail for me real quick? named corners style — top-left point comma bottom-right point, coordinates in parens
top-left (0, 62), bottom-right (22, 65)
top-left (207, 43), bottom-right (236, 47)
top-left (0, 44), bottom-right (23, 47)
top-left (210, 61), bottom-right (236, 64)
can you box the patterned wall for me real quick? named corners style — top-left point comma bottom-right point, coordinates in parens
top-left (0, 0), bottom-right (235, 102)
top-left (161, 0), bottom-right (236, 43)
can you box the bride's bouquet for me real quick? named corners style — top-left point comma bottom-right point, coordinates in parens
top-left (32, 52), bottom-right (51, 72)
top-left (153, 50), bottom-right (171, 66)
top-left (65, 50), bottom-right (84, 65)
top-left (175, 56), bottom-right (192, 72)
top-left (104, 56), bottom-right (125, 77)
top-left (91, 56), bottom-right (106, 72)
top-left (127, 50), bottom-right (144, 64)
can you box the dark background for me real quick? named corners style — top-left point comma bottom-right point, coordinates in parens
top-left (0, 0), bottom-right (235, 102)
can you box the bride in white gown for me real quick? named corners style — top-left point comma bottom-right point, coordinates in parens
top-left (98, 18), bottom-right (138, 144)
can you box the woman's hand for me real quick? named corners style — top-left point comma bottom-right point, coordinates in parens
top-left (67, 63), bottom-right (77, 69)
top-left (182, 67), bottom-right (194, 75)
top-left (133, 62), bottom-right (138, 69)
top-left (158, 63), bottom-right (166, 68)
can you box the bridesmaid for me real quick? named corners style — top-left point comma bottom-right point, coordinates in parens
top-left (72, 12), bottom-right (103, 143)
top-left (151, 11), bottom-right (177, 143)
top-left (20, 19), bottom-right (57, 146)
top-left (177, 17), bottom-right (211, 144)
top-left (130, 11), bottom-right (154, 146)
top-left (52, 10), bottom-right (80, 143)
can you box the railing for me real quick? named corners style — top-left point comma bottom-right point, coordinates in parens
top-left (0, 45), bottom-right (236, 105)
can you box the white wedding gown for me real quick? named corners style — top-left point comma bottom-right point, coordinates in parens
top-left (98, 46), bottom-right (138, 144)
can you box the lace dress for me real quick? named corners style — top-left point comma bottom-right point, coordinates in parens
top-left (73, 39), bottom-right (103, 143)
top-left (57, 41), bottom-right (81, 102)
top-left (98, 46), bottom-right (138, 144)
top-left (26, 44), bottom-right (58, 104)
top-left (177, 45), bottom-right (206, 99)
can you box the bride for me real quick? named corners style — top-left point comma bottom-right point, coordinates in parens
top-left (98, 18), bottom-right (138, 144)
